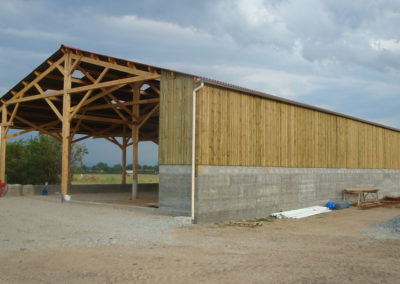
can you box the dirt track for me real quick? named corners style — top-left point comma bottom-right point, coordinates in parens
top-left (1, 196), bottom-right (399, 283)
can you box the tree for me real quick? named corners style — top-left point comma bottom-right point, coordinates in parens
top-left (92, 162), bottom-right (109, 172)
top-left (5, 135), bottom-right (88, 184)
top-left (110, 163), bottom-right (122, 172)
top-left (71, 143), bottom-right (88, 177)
top-left (5, 140), bottom-right (26, 183)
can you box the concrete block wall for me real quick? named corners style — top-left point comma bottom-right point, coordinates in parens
top-left (158, 165), bottom-right (400, 223)
top-left (196, 166), bottom-right (400, 223)
top-left (158, 165), bottom-right (191, 216)
top-left (6, 183), bottom-right (158, 197)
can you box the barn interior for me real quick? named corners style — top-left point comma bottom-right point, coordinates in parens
top-left (0, 45), bottom-right (164, 207)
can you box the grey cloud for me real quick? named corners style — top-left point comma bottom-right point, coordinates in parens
top-left (1, 0), bottom-right (400, 164)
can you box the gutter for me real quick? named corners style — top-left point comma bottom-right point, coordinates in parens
top-left (191, 81), bottom-right (204, 224)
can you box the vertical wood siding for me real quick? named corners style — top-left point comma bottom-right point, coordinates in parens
top-left (158, 71), bottom-right (195, 165)
top-left (196, 85), bottom-right (400, 169)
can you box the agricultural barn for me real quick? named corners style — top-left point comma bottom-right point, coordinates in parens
top-left (2, 45), bottom-right (400, 223)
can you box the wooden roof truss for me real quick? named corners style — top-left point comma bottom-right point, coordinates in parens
top-left (0, 45), bottom-right (162, 194)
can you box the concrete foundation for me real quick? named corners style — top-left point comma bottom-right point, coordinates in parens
top-left (159, 165), bottom-right (400, 223)
top-left (6, 183), bottom-right (158, 197)
top-left (158, 165), bottom-right (191, 216)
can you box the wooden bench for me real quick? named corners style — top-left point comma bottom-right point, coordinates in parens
top-left (343, 188), bottom-right (379, 208)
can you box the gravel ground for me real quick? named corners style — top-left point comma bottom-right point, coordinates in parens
top-left (366, 213), bottom-right (400, 240)
top-left (378, 214), bottom-right (400, 233)
top-left (1, 196), bottom-right (400, 283)
top-left (0, 196), bottom-right (180, 252)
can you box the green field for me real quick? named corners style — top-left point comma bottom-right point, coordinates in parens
top-left (71, 173), bottom-right (159, 184)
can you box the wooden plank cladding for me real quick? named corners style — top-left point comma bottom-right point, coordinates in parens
top-left (158, 71), bottom-right (195, 165)
top-left (196, 84), bottom-right (400, 169)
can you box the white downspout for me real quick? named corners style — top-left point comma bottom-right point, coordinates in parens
top-left (191, 82), bottom-right (204, 223)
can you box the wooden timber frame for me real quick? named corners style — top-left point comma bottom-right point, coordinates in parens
top-left (0, 45), bottom-right (161, 198)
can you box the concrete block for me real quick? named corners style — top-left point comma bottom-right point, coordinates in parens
top-left (5, 184), bottom-right (23, 197)
top-left (173, 216), bottom-right (193, 226)
top-left (22, 185), bottom-right (35, 196)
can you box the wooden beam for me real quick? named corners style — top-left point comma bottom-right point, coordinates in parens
top-left (5, 103), bottom-right (20, 136)
top-left (73, 114), bottom-right (129, 125)
top-left (45, 97), bottom-right (63, 121)
top-left (122, 126), bottom-right (127, 184)
top-left (70, 53), bottom-right (158, 77)
top-left (61, 52), bottom-right (72, 196)
top-left (69, 67), bottom-right (109, 119)
top-left (6, 73), bottom-right (160, 105)
top-left (38, 73), bottom-right (89, 85)
top-left (5, 128), bottom-right (34, 140)
top-left (55, 64), bottom-right (65, 76)
top-left (149, 82), bottom-right (160, 95)
top-left (138, 103), bottom-right (160, 129)
top-left (106, 93), bottom-right (133, 116)
top-left (103, 96), bottom-right (131, 128)
top-left (0, 105), bottom-right (7, 181)
top-left (76, 66), bottom-right (133, 118)
top-left (69, 56), bottom-right (82, 75)
top-left (94, 123), bottom-right (121, 137)
top-left (83, 98), bottom-right (159, 111)
top-left (71, 135), bottom-right (91, 144)
top-left (79, 122), bottom-right (97, 135)
top-left (71, 110), bottom-right (85, 138)
top-left (5, 120), bottom-right (60, 140)
top-left (6, 55), bottom-right (66, 104)
top-left (104, 136), bottom-right (122, 147)
top-left (71, 84), bottom-right (125, 111)
top-left (111, 137), bottom-right (122, 148)
top-left (34, 83), bottom-right (63, 121)
top-left (131, 83), bottom-right (141, 200)
top-left (13, 114), bottom-right (61, 141)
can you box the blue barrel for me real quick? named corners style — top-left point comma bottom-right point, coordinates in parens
top-left (326, 201), bottom-right (350, 210)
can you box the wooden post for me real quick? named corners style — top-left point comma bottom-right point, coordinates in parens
top-left (61, 52), bottom-right (71, 197)
top-left (122, 136), bottom-right (127, 185)
top-left (131, 83), bottom-right (140, 200)
top-left (0, 105), bottom-right (7, 181)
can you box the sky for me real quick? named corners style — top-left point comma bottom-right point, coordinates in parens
top-left (1, 0), bottom-right (400, 166)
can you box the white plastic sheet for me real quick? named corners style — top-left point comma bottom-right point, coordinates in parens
top-left (271, 206), bottom-right (331, 219)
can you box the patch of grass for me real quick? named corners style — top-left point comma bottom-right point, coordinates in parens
top-left (72, 173), bottom-right (159, 184)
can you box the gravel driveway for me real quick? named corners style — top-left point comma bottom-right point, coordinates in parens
top-left (1, 195), bottom-right (400, 283)
top-left (0, 196), bottom-right (180, 252)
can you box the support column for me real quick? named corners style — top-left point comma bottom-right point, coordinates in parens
top-left (122, 136), bottom-right (127, 185)
top-left (131, 83), bottom-right (140, 200)
top-left (0, 105), bottom-right (7, 181)
top-left (61, 52), bottom-right (71, 197)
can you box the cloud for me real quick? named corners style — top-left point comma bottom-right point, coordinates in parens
top-left (0, 27), bottom-right (70, 41)
top-left (207, 0), bottom-right (400, 76)
top-left (106, 15), bottom-right (204, 38)
top-left (370, 39), bottom-right (400, 53)
top-left (1, 0), bottom-right (400, 163)
top-left (0, 47), bottom-right (49, 62)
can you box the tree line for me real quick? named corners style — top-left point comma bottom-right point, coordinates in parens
top-left (5, 134), bottom-right (158, 184)
top-left (6, 135), bottom-right (87, 184)
top-left (80, 163), bottom-right (159, 174)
